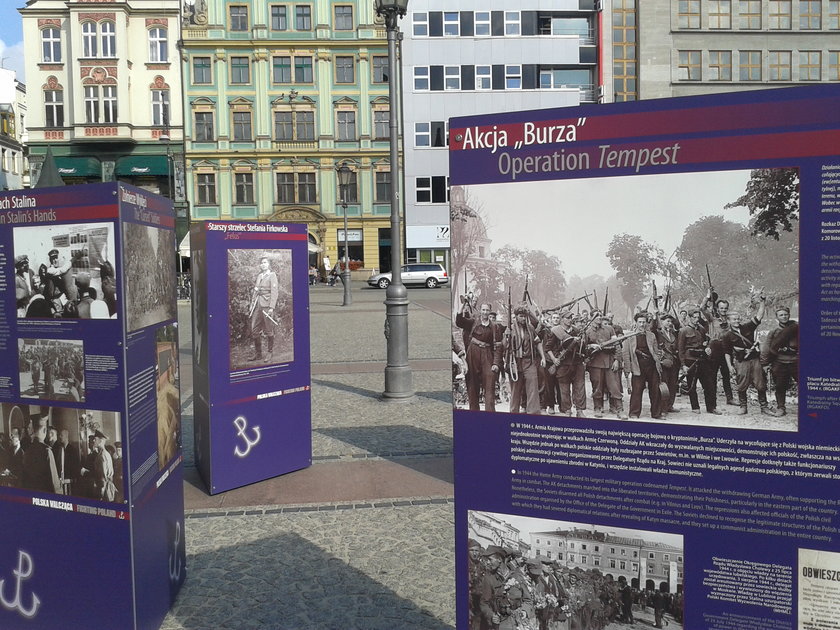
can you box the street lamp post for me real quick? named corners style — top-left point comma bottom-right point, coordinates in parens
top-left (375, 0), bottom-right (413, 400)
top-left (336, 161), bottom-right (353, 307)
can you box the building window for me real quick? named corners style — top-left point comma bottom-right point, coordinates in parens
top-left (273, 56), bottom-right (292, 83)
top-left (102, 85), bottom-right (117, 123)
top-left (84, 86), bottom-right (99, 123)
top-left (335, 5), bottom-right (353, 30)
top-left (708, 1), bottom-right (731, 29)
top-left (197, 173), bottom-right (216, 204)
top-left (373, 110), bottom-right (389, 139)
top-left (664, 554), bottom-right (670, 561)
top-left (149, 27), bottom-right (168, 62)
top-left (100, 21), bottom-right (116, 57)
top-left (800, 0), bottom-right (821, 29)
top-left (235, 172), bottom-right (254, 204)
top-left (231, 56), bottom-right (250, 84)
top-left (335, 56), bottom-right (355, 83)
top-left (415, 176), bottom-right (448, 203)
top-left (232, 110), bottom-right (252, 140)
top-left (296, 5), bottom-right (312, 30)
top-left (831, 1), bottom-right (840, 29)
top-left (475, 11), bottom-right (491, 36)
top-left (505, 11), bottom-right (521, 35)
top-left (372, 56), bottom-right (388, 83)
top-left (414, 66), bottom-right (429, 90)
top-left (476, 65), bottom-right (492, 90)
top-left (42, 28), bottom-right (61, 63)
top-left (194, 111), bottom-right (214, 141)
top-left (336, 110), bottom-right (356, 140)
top-left (800, 51), bottom-right (821, 80)
top-left (740, 50), bottom-right (761, 80)
top-left (82, 22), bottom-right (97, 57)
top-left (594, 557), bottom-right (601, 566)
top-left (505, 65), bottom-right (522, 89)
top-left (375, 171), bottom-right (391, 202)
top-left (271, 5), bottom-right (288, 30)
top-left (769, 1), bottom-right (792, 29)
top-left (769, 51), bottom-right (791, 80)
top-left (678, 50), bottom-right (701, 80)
top-left (45, 89), bottom-right (63, 127)
top-left (274, 110), bottom-right (315, 140)
top-left (708, 50), bottom-right (732, 80)
top-left (415, 122), bottom-right (430, 147)
top-left (230, 5), bottom-right (248, 31)
top-left (151, 89), bottom-right (169, 125)
top-left (678, 1), bottom-right (700, 28)
top-left (830, 52), bottom-right (840, 80)
top-left (613, 0), bottom-right (637, 101)
top-left (194, 57), bottom-right (212, 84)
top-left (649, 552), bottom-right (656, 559)
top-left (277, 172), bottom-right (317, 203)
top-left (738, 1), bottom-right (761, 28)
top-left (413, 12), bottom-right (429, 36)
top-left (444, 66), bottom-right (460, 90)
top-left (444, 11), bottom-right (460, 36)
top-left (295, 56), bottom-right (313, 82)
top-left (610, 559), bottom-right (616, 568)
top-left (621, 548), bottom-right (627, 556)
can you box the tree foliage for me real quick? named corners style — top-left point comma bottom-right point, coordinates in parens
top-left (724, 168), bottom-right (799, 240)
top-left (606, 234), bottom-right (665, 311)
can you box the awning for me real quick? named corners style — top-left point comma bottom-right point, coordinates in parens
top-left (115, 155), bottom-right (169, 177)
top-left (55, 156), bottom-right (101, 177)
top-left (308, 242), bottom-right (321, 253)
top-left (178, 233), bottom-right (190, 258)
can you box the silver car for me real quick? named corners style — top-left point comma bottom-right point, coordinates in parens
top-left (367, 263), bottom-right (449, 289)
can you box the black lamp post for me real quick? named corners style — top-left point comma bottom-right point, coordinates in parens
top-left (336, 161), bottom-right (353, 307)
top-left (375, 0), bottom-right (413, 400)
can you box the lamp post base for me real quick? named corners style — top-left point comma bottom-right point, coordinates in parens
top-left (382, 284), bottom-right (414, 400)
top-left (342, 269), bottom-right (352, 306)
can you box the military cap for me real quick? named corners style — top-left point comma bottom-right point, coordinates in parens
top-left (526, 558), bottom-right (543, 574)
top-left (92, 429), bottom-right (109, 440)
top-left (482, 545), bottom-right (506, 558)
top-left (48, 249), bottom-right (59, 258)
top-left (775, 306), bottom-right (791, 315)
top-left (14, 254), bottom-right (28, 267)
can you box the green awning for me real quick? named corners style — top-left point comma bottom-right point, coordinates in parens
top-left (55, 156), bottom-right (101, 177)
top-left (115, 155), bottom-right (169, 177)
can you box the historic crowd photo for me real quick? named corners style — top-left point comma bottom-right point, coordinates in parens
top-left (451, 168), bottom-right (799, 432)
top-left (13, 222), bottom-right (117, 319)
top-left (468, 511), bottom-right (684, 630)
top-left (0, 404), bottom-right (123, 503)
top-left (227, 248), bottom-right (294, 371)
top-left (123, 222), bottom-right (178, 331)
top-left (18, 338), bottom-right (85, 403)
top-left (156, 324), bottom-right (181, 470)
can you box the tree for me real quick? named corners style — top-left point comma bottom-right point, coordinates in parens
top-left (606, 234), bottom-right (665, 312)
top-left (725, 168), bottom-right (799, 240)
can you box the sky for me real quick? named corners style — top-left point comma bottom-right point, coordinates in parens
top-left (0, 3), bottom-right (25, 83)
top-left (464, 169), bottom-right (754, 280)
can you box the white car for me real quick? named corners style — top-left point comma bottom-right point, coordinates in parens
top-left (367, 263), bottom-right (449, 289)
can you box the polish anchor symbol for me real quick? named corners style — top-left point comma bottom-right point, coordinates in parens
top-left (168, 522), bottom-right (182, 581)
top-left (233, 415), bottom-right (261, 458)
top-left (0, 550), bottom-right (41, 619)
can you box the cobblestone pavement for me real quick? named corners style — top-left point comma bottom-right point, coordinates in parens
top-left (164, 284), bottom-right (457, 629)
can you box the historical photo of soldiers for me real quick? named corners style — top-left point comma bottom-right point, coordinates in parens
top-left (191, 246), bottom-right (209, 371)
top-left (123, 222), bottom-right (178, 331)
top-left (0, 404), bottom-right (123, 503)
top-left (18, 338), bottom-right (85, 403)
top-left (451, 168), bottom-right (799, 431)
top-left (468, 511), bottom-right (684, 630)
top-left (13, 222), bottom-right (117, 319)
top-left (156, 324), bottom-right (180, 470)
top-left (227, 248), bottom-right (294, 371)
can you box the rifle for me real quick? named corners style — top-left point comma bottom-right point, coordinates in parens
top-left (458, 268), bottom-right (475, 312)
top-left (522, 275), bottom-right (531, 305)
top-left (589, 330), bottom-right (643, 353)
top-left (603, 287), bottom-right (609, 315)
top-left (507, 286), bottom-right (518, 382)
top-left (651, 280), bottom-right (660, 313)
top-left (706, 264), bottom-right (719, 317)
top-left (543, 293), bottom-right (593, 315)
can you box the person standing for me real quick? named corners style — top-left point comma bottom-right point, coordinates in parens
top-left (621, 312), bottom-right (664, 420)
top-left (22, 416), bottom-right (60, 494)
top-left (248, 256), bottom-right (279, 362)
top-left (585, 312), bottom-right (625, 419)
top-left (456, 302), bottom-right (502, 412)
top-left (91, 430), bottom-right (116, 501)
top-left (14, 255), bottom-right (38, 317)
top-left (653, 312), bottom-right (681, 414)
top-left (546, 311), bottom-right (587, 418)
top-left (762, 306), bottom-right (799, 416)
top-left (678, 309), bottom-right (722, 415)
top-left (506, 306), bottom-right (546, 415)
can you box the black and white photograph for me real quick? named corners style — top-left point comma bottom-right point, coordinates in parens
top-left (468, 510), bottom-right (685, 630)
top-left (156, 324), bottom-right (180, 470)
top-left (18, 338), bottom-right (85, 403)
top-left (13, 222), bottom-right (117, 319)
top-left (191, 245), bottom-right (208, 371)
top-left (227, 248), bottom-right (294, 371)
top-left (0, 404), bottom-right (123, 503)
top-left (123, 222), bottom-right (178, 331)
top-left (451, 168), bottom-right (799, 432)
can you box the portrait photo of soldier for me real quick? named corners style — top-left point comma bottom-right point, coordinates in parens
top-left (451, 167), bottom-right (799, 432)
top-left (227, 249), bottom-right (294, 371)
top-left (13, 222), bottom-right (117, 320)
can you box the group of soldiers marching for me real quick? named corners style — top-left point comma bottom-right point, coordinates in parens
top-left (454, 287), bottom-right (798, 420)
top-left (469, 540), bottom-right (681, 630)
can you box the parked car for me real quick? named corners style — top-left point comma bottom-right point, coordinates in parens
top-left (367, 263), bottom-right (449, 289)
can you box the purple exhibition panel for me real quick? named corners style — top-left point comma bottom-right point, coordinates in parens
top-left (0, 183), bottom-right (184, 630)
top-left (450, 86), bottom-right (840, 630)
top-left (191, 221), bottom-right (311, 495)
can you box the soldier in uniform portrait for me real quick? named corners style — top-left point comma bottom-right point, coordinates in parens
top-left (762, 305), bottom-right (799, 416)
top-left (248, 256), bottom-right (279, 362)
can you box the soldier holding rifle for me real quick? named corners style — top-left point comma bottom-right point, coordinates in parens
top-left (248, 256), bottom-right (279, 362)
top-left (456, 301), bottom-right (502, 412)
top-left (678, 309), bottom-right (722, 415)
